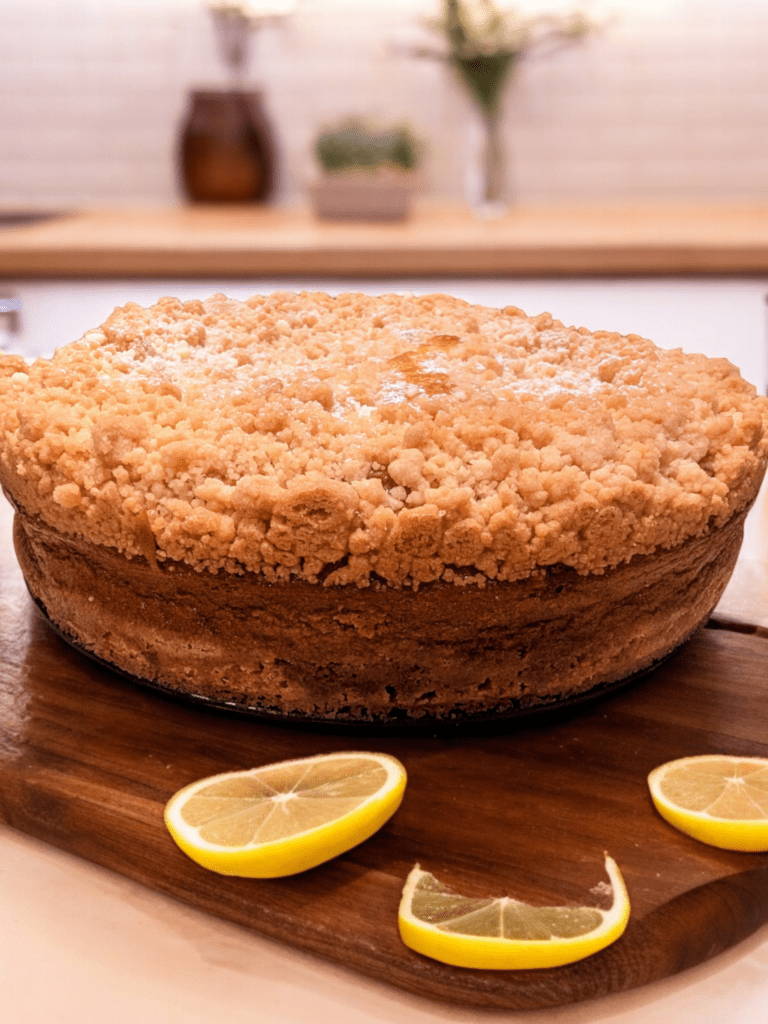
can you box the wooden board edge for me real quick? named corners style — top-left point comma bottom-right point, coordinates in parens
top-left (706, 616), bottom-right (768, 640)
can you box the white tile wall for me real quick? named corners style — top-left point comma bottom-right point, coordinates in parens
top-left (2, 0), bottom-right (768, 209)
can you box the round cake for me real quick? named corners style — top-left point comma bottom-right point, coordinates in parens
top-left (1, 292), bottom-right (766, 723)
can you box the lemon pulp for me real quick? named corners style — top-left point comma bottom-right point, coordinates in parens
top-left (398, 854), bottom-right (630, 970)
top-left (164, 751), bottom-right (407, 877)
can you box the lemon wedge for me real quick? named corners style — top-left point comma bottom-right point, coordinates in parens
top-left (164, 751), bottom-right (407, 877)
top-left (648, 754), bottom-right (768, 852)
top-left (398, 854), bottom-right (629, 970)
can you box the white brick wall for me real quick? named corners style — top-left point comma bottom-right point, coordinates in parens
top-left (2, 0), bottom-right (768, 209)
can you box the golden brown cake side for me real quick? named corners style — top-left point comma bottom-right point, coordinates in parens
top-left (12, 498), bottom-right (750, 722)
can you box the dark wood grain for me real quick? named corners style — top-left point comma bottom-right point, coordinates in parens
top-left (2, 494), bottom-right (768, 1010)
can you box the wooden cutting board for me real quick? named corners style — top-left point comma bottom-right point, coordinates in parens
top-left (2, 498), bottom-right (768, 1010)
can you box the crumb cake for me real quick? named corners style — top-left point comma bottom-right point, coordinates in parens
top-left (1, 292), bottom-right (767, 723)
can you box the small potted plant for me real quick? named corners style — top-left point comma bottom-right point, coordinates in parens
top-left (309, 118), bottom-right (420, 221)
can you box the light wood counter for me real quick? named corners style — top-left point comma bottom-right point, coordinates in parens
top-left (4, 204), bottom-right (768, 278)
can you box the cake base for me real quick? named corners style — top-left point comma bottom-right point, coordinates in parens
top-left (29, 592), bottom-right (690, 733)
top-left (12, 501), bottom-right (749, 725)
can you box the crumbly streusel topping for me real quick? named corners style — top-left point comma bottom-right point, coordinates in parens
top-left (1, 291), bottom-right (767, 587)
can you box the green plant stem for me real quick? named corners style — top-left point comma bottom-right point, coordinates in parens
top-left (451, 51), bottom-right (519, 119)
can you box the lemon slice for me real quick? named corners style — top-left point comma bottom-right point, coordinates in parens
top-left (398, 855), bottom-right (630, 970)
top-left (164, 751), bottom-right (406, 877)
top-left (648, 754), bottom-right (768, 852)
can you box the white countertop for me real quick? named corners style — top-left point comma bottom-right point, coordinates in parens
top-left (2, 275), bottom-right (768, 1021)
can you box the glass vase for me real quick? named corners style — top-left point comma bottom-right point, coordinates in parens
top-left (466, 107), bottom-right (508, 218)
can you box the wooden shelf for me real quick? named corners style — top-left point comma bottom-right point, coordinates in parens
top-left (3, 204), bottom-right (768, 278)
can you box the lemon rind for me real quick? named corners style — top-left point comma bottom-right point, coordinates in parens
top-left (398, 854), bottom-right (630, 970)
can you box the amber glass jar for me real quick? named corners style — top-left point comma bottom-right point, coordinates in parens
top-left (179, 89), bottom-right (275, 203)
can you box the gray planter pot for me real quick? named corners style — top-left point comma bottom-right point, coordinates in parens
top-left (309, 171), bottom-right (415, 221)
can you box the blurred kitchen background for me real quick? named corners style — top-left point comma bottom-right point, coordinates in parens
top-left (1, 0), bottom-right (768, 209)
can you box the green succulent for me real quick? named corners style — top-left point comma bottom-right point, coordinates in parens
top-left (315, 119), bottom-right (419, 174)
